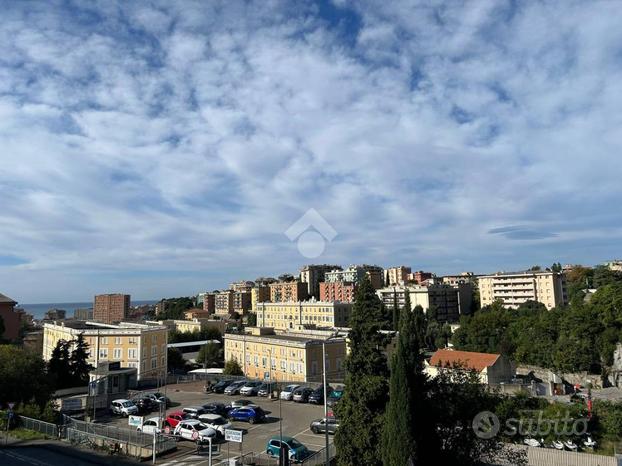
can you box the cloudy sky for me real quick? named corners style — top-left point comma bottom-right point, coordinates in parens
top-left (1, 0), bottom-right (621, 303)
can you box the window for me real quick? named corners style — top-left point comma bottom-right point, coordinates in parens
top-left (152, 335), bottom-right (157, 344)
top-left (129, 337), bottom-right (137, 344)
top-left (281, 361), bottom-right (286, 370)
top-left (151, 358), bottom-right (157, 369)
top-left (128, 349), bottom-right (137, 360)
top-left (113, 348), bottom-right (122, 360)
top-left (254, 356), bottom-right (258, 366)
top-left (262, 357), bottom-right (267, 367)
top-left (151, 346), bottom-right (157, 357)
top-left (99, 348), bottom-right (108, 359)
top-left (142, 347), bottom-right (146, 359)
top-left (290, 362), bottom-right (295, 373)
top-left (114, 337), bottom-right (121, 345)
top-left (101, 337), bottom-right (108, 345)
top-left (141, 361), bottom-right (146, 371)
top-left (312, 361), bottom-right (318, 375)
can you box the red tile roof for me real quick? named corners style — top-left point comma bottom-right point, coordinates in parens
top-left (429, 349), bottom-right (500, 372)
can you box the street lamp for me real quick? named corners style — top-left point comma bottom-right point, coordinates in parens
top-left (322, 332), bottom-right (341, 466)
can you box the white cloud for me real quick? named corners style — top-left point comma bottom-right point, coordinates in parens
top-left (0, 0), bottom-right (621, 302)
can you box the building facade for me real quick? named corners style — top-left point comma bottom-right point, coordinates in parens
top-left (410, 271), bottom-right (434, 284)
top-left (215, 290), bottom-right (235, 316)
top-left (224, 328), bottom-right (347, 383)
top-left (42, 321), bottom-right (168, 381)
top-left (94, 294), bottom-right (130, 324)
top-left (0, 293), bottom-right (24, 341)
top-left (74, 308), bottom-right (94, 320)
top-left (385, 266), bottom-right (411, 286)
top-left (233, 291), bottom-right (252, 314)
top-left (425, 349), bottom-right (515, 385)
top-left (251, 286), bottom-right (271, 311)
top-left (256, 301), bottom-right (352, 330)
top-left (442, 272), bottom-right (476, 287)
top-left (324, 265), bottom-right (384, 289)
top-left (230, 281), bottom-right (255, 293)
top-left (202, 294), bottom-right (216, 314)
top-left (269, 282), bottom-right (309, 303)
top-left (478, 271), bottom-right (566, 310)
top-left (319, 281), bottom-right (356, 303)
top-left (377, 284), bottom-right (469, 322)
top-left (300, 265), bottom-right (342, 299)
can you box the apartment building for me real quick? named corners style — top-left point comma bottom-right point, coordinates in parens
top-left (409, 271), bottom-right (434, 284)
top-left (269, 282), bottom-right (309, 303)
top-left (385, 266), bottom-right (411, 286)
top-left (201, 293), bottom-right (216, 314)
top-left (94, 294), bottom-right (130, 324)
top-left (251, 286), bottom-right (271, 311)
top-left (230, 281), bottom-right (255, 293)
top-left (0, 292), bottom-right (25, 341)
top-left (319, 281), bottom-right (356, 303)
top-left (256, 301), bottom-right (352, 330)
top-left (155, 318), bottom-right (227, 335)
top-left (442, 272), bottom-right (476, 287)
top-left (74, 308), bottom-right (93, 320)
top-left (215, 290), bottom-right (235, 316)
top-left (42, 321), bottom-right (168, 381)
top-left (478, 271), bottom-right (566, 310)
top-left (377, 284), bottom-right (470, 322)
top-left (300, 264), bottom-right (342, 299)
top-left (233, 291), bottom-right (252, 314)
top-left (224, 327), bottom-right (347, 383)
top-left (325, 265), bottom-right (384, 289)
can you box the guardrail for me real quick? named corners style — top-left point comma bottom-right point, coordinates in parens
top-left (18, 416), bottom-right (59, 439)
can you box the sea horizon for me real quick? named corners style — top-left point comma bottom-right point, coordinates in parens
top-left (18, 300), bottom-right (159, 320)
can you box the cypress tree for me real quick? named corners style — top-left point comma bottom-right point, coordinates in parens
top-left (334, 276), bottom-right (389, 466)
top-left (70, 333), bottom-right (93, 386)
top-left (48, 340), bottom-right (72, 389)
top-left (392, 291), bottom-right (399, 331)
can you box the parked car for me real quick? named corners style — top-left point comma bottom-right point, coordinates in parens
top-left (266, 436), bottom-right (310, 462)
top-left (110, 399), bottom-right (138, 417)
top-left (229, 399), bottom-right (255, 409)
top-left (308, 386), bottom-right (332, 405)
top-left (240, 381), bottom-right (262, 396)
top-left (224, 380), bottom-right (247, 396)
top-left (292, 387), bottom-right (314, 403)
top-left (310, 417), bottom-right (339, 434)
top-left (144, 392), bottom-right (171, 407)
top-left (212, 379), bottom-right (234, 394)
top-left (257, 382), bottom-right (276, 397)
top-left (163, 411), bottom-right (187, 429)
top-left (279, 384), bottom-right (300, 401)
top-left (228, 406), bottom-right (266, 424)
top-left (202, 402), bottom-right (228, 416)
top-left (132, 397), bottom-right (157, 414)
top-left (137, 417), bottom-right (163, 435)
top-left (327, 388), bottom-right (344, 408)
top-left (198, 413), bottom-right (232, 437)
top-left (173, 420), bottom-right (217, 442)
top-left (182, 406), bottom-right (206, 419)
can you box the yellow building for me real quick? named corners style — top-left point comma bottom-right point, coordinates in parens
top-left (224, 327), bottom-right (346, 383)
top-left (43, 321), bottom-right (168, 381)
top-left (478, 271), bottom-right (566, 310)
top-left (255, 301), bottom-right (352, 330)
top-left (251, 286), bottom-right (271, 311)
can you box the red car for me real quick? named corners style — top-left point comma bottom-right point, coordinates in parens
top-left (163, 411), bottom-right (187, 429)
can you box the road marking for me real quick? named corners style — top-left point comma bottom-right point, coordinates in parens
top-left (0, 450), bottom-right (46, 466)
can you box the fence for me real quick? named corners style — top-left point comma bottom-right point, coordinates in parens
top-left (18, 416), bottom-right (59, 438)
top-left (63, 415), bottom-right (176, 459)
top-left (301, 443), bottom-right (337, 465)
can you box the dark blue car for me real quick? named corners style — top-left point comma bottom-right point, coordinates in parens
top-left (228, 406), bottom-right (266, 424)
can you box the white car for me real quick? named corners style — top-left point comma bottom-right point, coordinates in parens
top-left (198, 414), bottom-right (232, 437)
top-left (111, 399), bottom-right (138, 417)
top-left (137, 417), bottom-right (162, 435)
top-left (279, 385), bottom-right (301, 401)
top-left (240, 381), bottom-right (262, 396)
top-left (173, 420), bottom-right (217, 443)
top-left (182, 406), bottom-right (206, 419)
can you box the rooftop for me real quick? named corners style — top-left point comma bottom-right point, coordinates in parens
top-left (0, 293), bottom-right (17, 304)
top-left (429, 349), bottom-right (500, 372)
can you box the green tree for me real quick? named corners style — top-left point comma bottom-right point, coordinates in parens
top-left (223, 358), bottom-right (244, 376)
top-left (197, 342), bottom-right (222, 367)
top-left (69, 333), bottom-right (93, 386)
top-left (381, 301), bottom-right (428, 465)
top-left (48, 340), bottom-right (72, 389)
top-left (0, 345), bottom-right (53, 407)
top-left (167, 348), bottom-right (187, 372)
top-left (247, 312), bottom-right (257, 327)
top-left (334, 276), bottom-right (389, 466)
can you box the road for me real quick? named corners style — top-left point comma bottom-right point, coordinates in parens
top-left (0, 445), bottom-right (134, 466)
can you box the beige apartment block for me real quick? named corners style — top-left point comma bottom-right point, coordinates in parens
top-left (385, 266), bottom-right (411, 286)
top-left (251, 286), bottom-right (271, 311)
top-left (255, 301), bottom-right (352, 330)
top-left (215, 290), bottom-right (235, 316)
top-left (153, 318), bottom-right (227, 335)
top-left (224, 327), bottom-right (347, 383)
top-left (42, 321), bottom-right (168, 381)
top-left (478, 271), bottom-right (566, 310)
top-left (269, 282), bottom-right (309, 303)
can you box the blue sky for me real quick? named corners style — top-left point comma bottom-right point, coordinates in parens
top-left (1, 0), bottom-right (621, 303)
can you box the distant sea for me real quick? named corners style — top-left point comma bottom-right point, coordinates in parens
top-left (19, 300), bottom-right (158, 320)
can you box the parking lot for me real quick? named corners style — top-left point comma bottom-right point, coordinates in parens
top-left (101, 381), bottom-right (334, 464)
